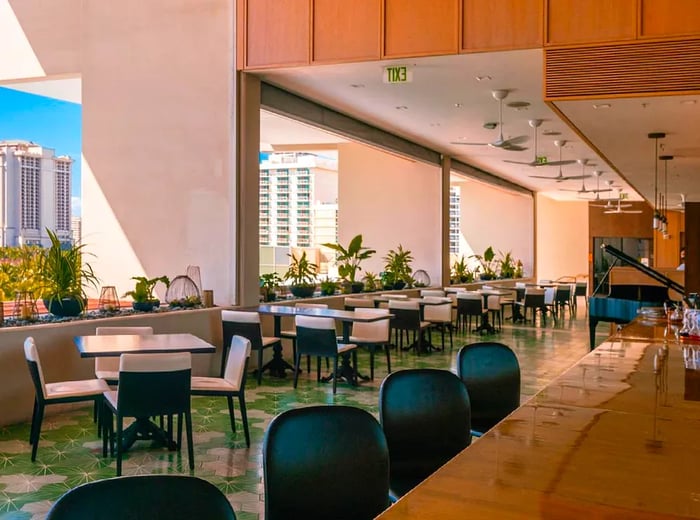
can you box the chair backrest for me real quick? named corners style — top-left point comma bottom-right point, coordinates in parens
top-left (544, 287), bottom-right (556, 305)
top-left (46, 475), bottom-right (236, 519)
top-left (575, 281), bottom-right (588, 296)
top-left (457, 342), bottom-right (521, 433)
top-left (118, 352), bottom-right (191, 418)
top-left (263, 405), bottom-right (389, 520)
top-left (524, 288), bottom-right (545, 307)
top-left (351, 308), bottom-right (390, 342)
top-left (555, 284), bottom-right (571, 303)
top-left (380, 294), bottom-right (408, 300)
top-left (222, 310), bottom-right (264, 350)
top-left (420, 289), bottom-right (446, 298)
top-left (388, 300), bottom-right (421, 330)
top-left (95, 326), bottom-right (154, 373)
top-left (296, 303), bottom-right (328, 309)
top-left (487, 294), bottom-right (501, 311)
top-left (379, 369), bottom-right (471, 495)
top-left (223, 336), bottom-right (252, 389)
top-left (295, 316), bottom-right (338, 357)
top-left (24, 337), bottom-right (47, 399)
top-left (422, 297), bottom-right (452, 321)
top-left (456, 293), bottom-right (483, 315)
top-left (344, 297), bottom-right (374, 310)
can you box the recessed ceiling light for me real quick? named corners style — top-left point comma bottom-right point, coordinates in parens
top-left (475, 75), bottom-right (492, 82)
top-left (395, 105), bottom-right (408, 110)
top-left (454, 103), bottom-right (463, 108)
top-left (507, 101), bottom-right (530, 110)
top-left (593, 103), bottom-right (611, 109)
top-left (681, 99), bottom-right (697, 105)
top-left (350, 83), bottom-right (365, 88)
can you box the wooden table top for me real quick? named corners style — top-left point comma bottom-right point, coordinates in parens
top-left (376, 320), bottom-right (700, 519)
top-left (74, 333), bottom-right (216, 358)
top-left (256, 304), bottom-right (390, 322)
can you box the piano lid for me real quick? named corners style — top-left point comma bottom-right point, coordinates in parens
top-left (596, 243), bottom-right (685, 297)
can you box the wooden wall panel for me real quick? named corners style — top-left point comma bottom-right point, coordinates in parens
top-left (654, 210), bottom-right (684, 268)
top-left (313, 0), bottom-right (381, 62)
top-left (589, 202), bottom-right (653, 238)
top-left (462, 0), bottom-right (543, 51)
top-left (641, 0), bottom-right (700, 38)
top-left (546, 0), bottom-right (637, 45)
top-left (685, 203), bottom-right (700, 295)
top-left (245, 0), bottom-right (310, 68)
top-left (384, 0), bottom-right (459, 58)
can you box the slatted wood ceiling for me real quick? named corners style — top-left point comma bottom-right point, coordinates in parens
top-left (545, 39), bottom-right (700, 99)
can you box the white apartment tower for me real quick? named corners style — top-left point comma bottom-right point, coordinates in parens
top-left (0, 140), bottom-right (73, 247)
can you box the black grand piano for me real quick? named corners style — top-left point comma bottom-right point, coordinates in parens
top-left (589, 243), bottom-right (685, 349)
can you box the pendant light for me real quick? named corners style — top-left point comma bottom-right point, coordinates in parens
top-left (660, 155), bottom-right (673, 239)
top-left (648, 132), bottom-right (665, 230)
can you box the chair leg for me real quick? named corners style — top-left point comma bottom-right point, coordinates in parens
top-left (30, 401), bottom-right (44, 462)
top-left (257, 349), bottom-right (263, 385)
top-left (293, 353), bottom-right (301, 388)
top-left (185, 411), bottom-right (194, 471)
top-left (29, 397), bottom-right (39, 445)
top-left (369, 347), bottom-right (375, 380)
top-left (238, 394), bottom-right (250, 447)
top-left (316, 357), bottom-right (322, 382)
top-left (385, 343), bottom-right (392, 373)
top-left (226, 396), bottom-right (236, 433)
top-left (448, 324), bottom-right (453, 350)
top-left (332, 356), bottom-right (339, 394)
top-left (116, 417), bottom-right (124, 476)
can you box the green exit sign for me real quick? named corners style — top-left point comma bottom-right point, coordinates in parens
top-left (383, 65), bottom-right (413, 84)
top-left (535, 156), bottom-right (548, 164)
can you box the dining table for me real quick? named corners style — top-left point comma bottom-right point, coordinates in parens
top-left (255, 304), bottom-right (392, 385)
top-left (73, 333), bottom-right (216, 450)
top-left (376, 317), bottom-right (700, 519)
top-left (474, 288), bottom-right (512, 334)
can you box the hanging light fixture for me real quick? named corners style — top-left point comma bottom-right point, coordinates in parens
top-left (660, 155), bottom-right (673, 239)
top-left (648, 132), bottom-right (665, 230)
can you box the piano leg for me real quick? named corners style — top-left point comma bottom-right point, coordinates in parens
top-left (589, 318), bottom-right (599, 351)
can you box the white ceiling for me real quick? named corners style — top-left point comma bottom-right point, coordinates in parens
top-left (257, 49), bottom-right (700, 206)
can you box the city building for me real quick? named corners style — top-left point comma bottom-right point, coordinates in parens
top-left (0, 140), bottom-right (72, 247)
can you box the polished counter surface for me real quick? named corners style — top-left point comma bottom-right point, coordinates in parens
top-left (377, 320), bottom-right (700, 519)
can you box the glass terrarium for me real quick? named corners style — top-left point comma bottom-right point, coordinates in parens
top-left (165, 275), bottom-right (201, 308)
top-left (412, 269), bottom-right (431, 288)
top-left (98, 286), bottom-right (120, 313)
top-left (14, 291), bottom-right (38, 322)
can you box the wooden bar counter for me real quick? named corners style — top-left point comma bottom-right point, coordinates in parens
top-left (377, 319), bottom-right (700, 519)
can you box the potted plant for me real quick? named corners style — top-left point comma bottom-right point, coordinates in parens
top-left (38, 229), bottom-right (100, 317)
top-left (498, 250), bottom-right (516, 279)
top-left (471, 246), bottom-right (498, 280)
top-left (284, 251), bottom-right (317, 298)
top-left (514, 259), bottom-right (524, 278)
top-left (322, 234), bottom-right (375, 293)
top-left (259, 272), bottom-right (281, 302)
top-left (383, 245), bottom-right (413, 290)
top-left (362, 271), bottom-right (380, 292)
top-left (451, 255), bottom-right (473, 284)
top-left (320, 277), bottom-right (339, 296)
top-left (123, 275), bottom-right (170, 312)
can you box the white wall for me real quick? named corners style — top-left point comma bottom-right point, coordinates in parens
top-left (337, 142), bottom-right (442, 284)
top-left (455, 176), bottom-right (534, 276)
top-left (536, 193), bottom-right (589, 281)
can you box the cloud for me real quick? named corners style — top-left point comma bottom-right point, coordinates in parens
top-left (71, 196), bottom-right (81, 216)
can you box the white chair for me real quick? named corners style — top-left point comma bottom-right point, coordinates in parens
top-left (293, 316), bottom-right (357, 394)
top-left (191, 335), bottom-right (251, 447)
top-left (94, 326), bottom-right (154, 384)
top-left (347, 308), bottom-right (391, 380)
top-left (544, 287), bottom-right (557, 322)
top-left (24, 337), bottom-right (110, 462)
top-left (103, 352), bottom-right (193, 476)
top-left (420, 289), bottom-right (446, 298)
top-left (487, 294), bottom-right (503, 331)
top-left (221, 310), bottom-right (280, 384)
top-left (280, 303), bottom-right (328, 373)
top-left (422, 297), bottom-right (453, 350)
top-left (344, 297), bottom-right (374, 310)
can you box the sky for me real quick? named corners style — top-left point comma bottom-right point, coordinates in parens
top-left (0, 86), bottom-right (82, 215)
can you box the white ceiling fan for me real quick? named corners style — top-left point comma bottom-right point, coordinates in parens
top-left (559, 160), bottom-right (613, 196)
top-left (528, 140), bottom-right (591, 181)
top-left (605, 190), bottom-right (642, 214)
top-left (673, 193), bottom-right (687, 212)
top-left (450, 90), bottom-right (528, 151)
top-left (503, 121), bottom-right (577, 167)
top-left (591, 180), bottom-right (632, 209)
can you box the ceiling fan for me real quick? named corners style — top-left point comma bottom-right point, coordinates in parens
top-left (503, 121), bottom-right (577, 167)
top-left (558, 160), bottom-right (613, 196)
top-left (605, 191), bottom-right (642, 214)
top-left (674, 193), bottom-right (687, 212)
top-left (591, 180), bottom-right (632, 209)
top-left (528, 141), bottom-right (590, 181)
top-left (450, 90), bottom-right (528, 151)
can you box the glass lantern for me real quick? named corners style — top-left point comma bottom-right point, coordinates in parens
top-left (13, 291), bottom-right (38, 322)
top-left (98, 286), bottom-right (120, 313)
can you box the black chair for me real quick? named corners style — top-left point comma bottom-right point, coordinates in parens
top-left (554, 284), bottom-right (573, 316)
top-left (455, 293), bottom-right (484, 333)
top-left (388, 300), bottom-right (430, 354)
top-left (457, 342), bottom-right (521, 436)
top-left (379, 369), bottom-right (471, 498)
top-left (515, 288), bottom-right (546, 323)
top-left (103, 352), bottom-right (193, 476)
top-left (46, 475), bottom-right (236, 519)
top-left (263, 405), bottom-right (390, 520)
top-left (221, 310), bottom-right (279, 383)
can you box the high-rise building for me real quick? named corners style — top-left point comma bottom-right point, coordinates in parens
top-left (449, 186), bottom-right (460, 254)
top-left (0, 140), bottom-right (73, 247)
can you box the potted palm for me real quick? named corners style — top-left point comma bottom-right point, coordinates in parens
top-left (322, 234), bottom-right (375, 293)
top-left (39, 229), bottom-right (100, 317)
top-left (320, 277), bottom-right (339, 296)
top-left (123, 275), bottom-right (170, 312)
top-left (451, 255), bottom-right (473, 283)
top-left (471, 246), bottom-right (498, 280)
top-left (259, 272), bottom-right (281, 302)
top-left (284, 251), bottom-right (317, 298)
top-left (383, 245), bottom-right (413, 290)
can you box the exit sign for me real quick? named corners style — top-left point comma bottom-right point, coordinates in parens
top-left (535, 156), bottom-right (548, 164)
top-left (383, 65), bottom-right (413, 84)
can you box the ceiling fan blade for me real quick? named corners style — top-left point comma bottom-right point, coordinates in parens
top-left (502, 144), bottom-right (528, 152)
top-left (531, 159), bottom-right (577, 167)
top-left (450, 141), bottom-right (488, 146)
top-left (558, 188), bottom-right (583, 192)
top-left (503, 159), bottom-right (537, 166)
top-left (590, 188), bottom-right (613, 193)
top-left (528, 174), bottom-right (563, 180)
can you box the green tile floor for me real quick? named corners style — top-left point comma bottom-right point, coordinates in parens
top-left (0, 306), bottom-right (607, 519)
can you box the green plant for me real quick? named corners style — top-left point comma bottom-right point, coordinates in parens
top-left (362, 271), bottom-right (380, 292)
top-left (322, 234), bottom-right (375, 284)
top-left (320, 277), bottom-right (339, 296)
top-left (284, 251), bottom-right (318, 286)
top-left (514, 259), bottom-right (524, 278)
top-left (498, 250), bottom-right (516, 279)
top-left (123, 275), bottom-right (170, 303)
top-left (451, 255), bottom-right (473, 283)
top-left (259, 272), bottom-right (281, 301)
top-left (470, 246), bottom-right (498, 280)
top-left (38, 229), bottom-right (99, 312)
top-left (383, 245), bottom-right (414, 286)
